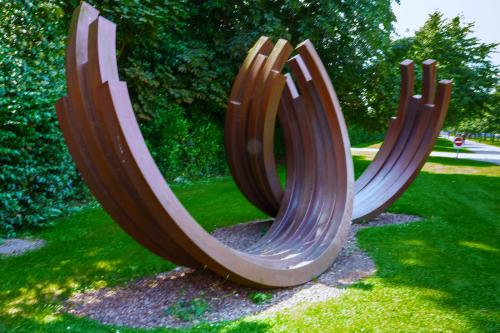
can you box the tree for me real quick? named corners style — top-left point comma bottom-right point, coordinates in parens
top-left (387, 12), bottom-right (499, 132)
top-left (186, 0), bottom-right (396, 128)
top-left (66, 0), bottom-right (396, 126)
top-left (1, 0), bottom-right (398, 234)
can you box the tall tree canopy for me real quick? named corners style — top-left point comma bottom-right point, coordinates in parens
top-left (65, 0), bottom-right (396, 125)
top-left (387, 12), bottom-right (499, 132)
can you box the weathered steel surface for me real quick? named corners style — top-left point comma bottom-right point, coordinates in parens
top-left (58, 3), bottom-right (451, 287)
top-left (352, 61), bottom-right (451, 221)
top-left (57, 3), bottom-right (355, 287)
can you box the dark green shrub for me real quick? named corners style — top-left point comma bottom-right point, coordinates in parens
top-left (0, 1), bottom-right (83, 236)
top-left (142, 104), bottom-right (226, 182)
top-left (348, 124), bottom-right (385, 148)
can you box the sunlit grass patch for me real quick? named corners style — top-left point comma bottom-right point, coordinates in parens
top-left (0, 156), bottom-right (498, 332)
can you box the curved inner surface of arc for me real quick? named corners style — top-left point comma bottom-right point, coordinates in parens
top-left (354, 60), bottom-right (415, 194)
top-left (57, 2), bottom-right (354, 288)
top-left (225, 50), bottom-right (451, 223)
top-left (225, 40), bottom-right (354, 260)
top-left (55, 4), bottom-right (193, 266)
top-left (352, 60), bottom-right (451, 221)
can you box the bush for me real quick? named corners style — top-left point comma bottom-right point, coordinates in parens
top-left (348, 124), bottom-right (385, 147)
top-left (142, 103), bottom-right (226, 182)
top-left (0, 1), bottom-right (84, 236)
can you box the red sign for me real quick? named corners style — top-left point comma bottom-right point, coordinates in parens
top-left (454, 137), bottom-right (463, 147)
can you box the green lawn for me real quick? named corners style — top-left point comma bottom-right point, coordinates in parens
top-left (355, 137), bottom-right (471, 153)
top-left (1, 156), bottom-right (499, 332)
top-left (351, 139), bottom-right (383, 148)
top-left (433, 137), bottom-right (471, 153)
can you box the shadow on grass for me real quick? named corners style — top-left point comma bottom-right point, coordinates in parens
top-left (357, 170), bottom-right (499, 332)
top-left (348, 281), bottom-right (374, 291)
top-left (0, 156), bottom-right (498, 332)
top-left (0, 314), bottom-right (271, 333)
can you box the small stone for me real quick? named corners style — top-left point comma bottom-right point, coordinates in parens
top-left (0, 238), bottom-right (45, 256)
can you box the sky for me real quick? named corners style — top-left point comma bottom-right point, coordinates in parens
top-left (392, 0), bottom-right (500, 65)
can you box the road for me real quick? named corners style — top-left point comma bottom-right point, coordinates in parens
top-left (351, 137), bottom-right (500, 165)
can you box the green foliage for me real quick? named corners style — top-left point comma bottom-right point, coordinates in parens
top-left (0, 1), bottom-right (83, 236)
top-left (65, 0), bottom-right (231, 181)
top-left (348, 124), bottom-right (385, 148)
top-left (1, 0), bottom-right (399, 235)
top-left (142, 104), bottom-right (226, 181)
top-left (165, 297), bottom-right (210, 321)
top-left (455, 87), bottom-right (499, 134)
top-left (470, 137), bottom-right (500, 148)
top-left (187, 0), bottom-right (397, 130)
top-left (78, 0), bottom-right (398, 143)
top-left (247, 291), bottom-right (273, 304)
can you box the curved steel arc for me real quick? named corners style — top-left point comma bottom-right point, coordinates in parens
top-left (55, 4), bottom-right (190, 264)
top-left (59, 2), bottom-right (451, 287)
top-left (226, 40), bottom-right (276, 216)
top-left (57, 3), bottom-right (354, 288)
top-left (354, 60), bottom-right (415, 193)
top-left (355, 80), bottom-right (452, 219)
top-left (225, 52), bottom-right (451, 222)
top-left (229, 42), bottom-right (354, 261)
top-left (352, 60), bottom-right (450, 221)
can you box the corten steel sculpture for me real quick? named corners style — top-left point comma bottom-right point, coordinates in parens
top-left (56, 3), bottom-right (451, 287)
top-left (227, 55), bottom-right (452, 222)
top-left (56, 3), bottom-right (353, 287)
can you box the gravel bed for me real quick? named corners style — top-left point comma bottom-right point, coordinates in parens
top-left (65, 213), bottom-right (421, 328)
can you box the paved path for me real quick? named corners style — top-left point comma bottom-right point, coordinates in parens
top-left (351, 137), bottom-right (500, 165)
top-left (445, 136), bottom-right (500, 165)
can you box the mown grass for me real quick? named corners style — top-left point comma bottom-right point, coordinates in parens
top-left (355, 137), bottom-right (471, 153)
top-left (351, 140), bottom-right (383, 148)
top-left (433, 137), bottom-right (471, 153)
top-left (1, 156), bottom-right (499, 332)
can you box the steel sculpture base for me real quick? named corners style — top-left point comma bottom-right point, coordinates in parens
top-left (56, 3), bottom-right (451, 287)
